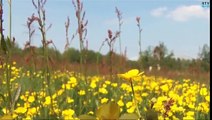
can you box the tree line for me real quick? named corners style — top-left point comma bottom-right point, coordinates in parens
top-left (10, 42), bottom-right (210, 73)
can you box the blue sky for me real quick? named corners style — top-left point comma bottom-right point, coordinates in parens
top-left (2, 0), bottom-right (210, 60)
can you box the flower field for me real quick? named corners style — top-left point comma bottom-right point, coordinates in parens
top-left (0, 63), bottom-right (210, 120)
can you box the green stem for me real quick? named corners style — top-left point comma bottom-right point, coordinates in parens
top-left (130, 79), bottom-right (141, 119)
top-left (6, 55), bottom-right (12, 113)
top-left (138, 25), bottom-right (142, 71)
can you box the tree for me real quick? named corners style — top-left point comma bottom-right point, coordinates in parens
top-left (139, 46), bottom-right (154, 69)
top-left (63, 48), bottom-right (80, 63)
top-left (199, 44), bottom-right (210, 63)
top-left (198, 44), bottom-right (210, 71)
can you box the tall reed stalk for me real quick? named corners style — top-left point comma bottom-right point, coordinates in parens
top-left (136, 17), bottom-right (142, 70)
top-left (72, 0), bottom-right (88, 81)
top-left (115, 7), bottom-right (123, 57)
top-left (115, 7), bottom-right (124, 73)
top-left (105, 30), bottom-right (120, 80)
top-left (24, 14), bottom-right (37, 75)
top-left (31, 0), bottom-right (55, 117)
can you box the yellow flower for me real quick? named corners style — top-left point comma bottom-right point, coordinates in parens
top-left (67, 97), bottom-right (74, 103)
top-left (160, 84), bottom-right (169, 92)
top-left (20, 95), bottom-right (27, 101)
top-left (186, 111), bottom-right (194, 116)
top-left (15, 107), bottom-right (27, 114)
top-left (118, 69), bottom-right (144, 80)
top-left (127, 106), bottom-right (136, 113)
top-left (27, 107), bottom-right (37, 116)
top-left (62, 109), bottom-right (75, 119)
top-left (197, 102), bottom-right (210, 113)
top-left (68, 77), bottom-right (77, 88)
top-left (78, 90), bottom-right (86, 96)
top-left (12, 113), bottom-right (18, 119)
top-left (101, 98), bottom-right (108, 104)
top-left (105, 80), bottom-right (111, 85)
top-left (90, 82), bottom-right (97, 89)
top-left (111, 83), bottom-right (118, 87)
top-left (200, 88), bottom-right (208, 96)
top-left (141, 92), bottom-right (148, 97)
top-left (57, 89), bottom-right (64, 95)
top-left (117, 100), bottom-right (124, 107)
top-left (28, 96), bottom-right (35, 103)
top-left (126, 101), bottom-right (133, 108)
top-left (44, 96), bottom-right (51, 105)
top-left (98, 88), bottom-right (108, 94)
top-left (205, 95), bottom-right (210, 102)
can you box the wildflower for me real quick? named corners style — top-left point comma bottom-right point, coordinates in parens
top-left (24, 102), bottom-right (30, 108)
top-left (111, 83), bottom-right (118, 87)
top-left (98, 88), bottom-right (108, 94)
top-left (101, 98), bottom-right (108, 104)
top-left (105, 80), bottom-right (111, 85)
top-left (126, 101), bottom-right (133, 108)
top-left (200, 87), bottom-right (208, 96)
top-left (127, 106), bottom-right (136, 113)
top-left (78, 90), bottom-right (86, 96)
top-left (160, 84), bottom-right (169, 92)
top-left (28, 96), bottom-right (35, 103)
top-left (20, 95), bottom-right (27, 101)
top-left (118, 69), bottom-right (144, 81)
top-left (90, 82), bottom-right (96, 89)
top-left (197, 102), bottom-right (210, 113)
top-left (67, 97), bottom-right (74, 103)
top-left (15, 107), bottom-right (27, 114)
top-left (141, 92), bottom-right (148, 97)
top-left (205, 95), bottom-right (210, 102)
top-left (117, 100), bottom-right (124, 107)
top-left (44, 96), bottom-right (51, 105)
top-left (27, 107), bottom-right (37, 116)
top-left (12, 113), bottom-right (18, 119)
top-left (62, 109), bottom-right (75, 119)
top-left (186, 111), bottom-right (194, 116)
top-left (68, 76), bottom-right (77, 88)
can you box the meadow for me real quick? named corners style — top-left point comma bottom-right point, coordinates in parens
top-left (0, 0), bottom-right (210, 120)
top-left (0, 64), bottom-right (210, 119)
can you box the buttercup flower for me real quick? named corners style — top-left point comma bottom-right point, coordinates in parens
top-left (118, 69), bottom-right (144, 80)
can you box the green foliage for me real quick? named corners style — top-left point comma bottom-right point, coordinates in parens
top-left (63, 48), bottom-right (80, 63)
top-left (139, 46), bottom-right (155, 69)
top-left (198, 44), bottom-right (210, 71)
top-left (86, 49), bottom-right (103, 63)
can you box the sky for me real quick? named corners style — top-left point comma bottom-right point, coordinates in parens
top-left (2, 0), bottom-right (210, 60)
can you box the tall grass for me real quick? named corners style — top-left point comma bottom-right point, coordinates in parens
top-left (105, 29), bottom-right (120, 80)
top-left (72, 0), bottom-right (88, 81)
top-left (136, 17), bottom-right (142, 70)
top-left (30, 0), bottom-right (55, 117)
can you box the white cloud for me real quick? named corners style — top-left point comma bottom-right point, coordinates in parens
top-left (151, 5), bottom-right (210, 22)
top-left (150, 7), bottom-right (168, 17)
top-left (167, 5), bottom-right (209, 22)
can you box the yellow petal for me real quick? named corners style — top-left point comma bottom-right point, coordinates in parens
top-left (126, 69), bottom-right (139, 77)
